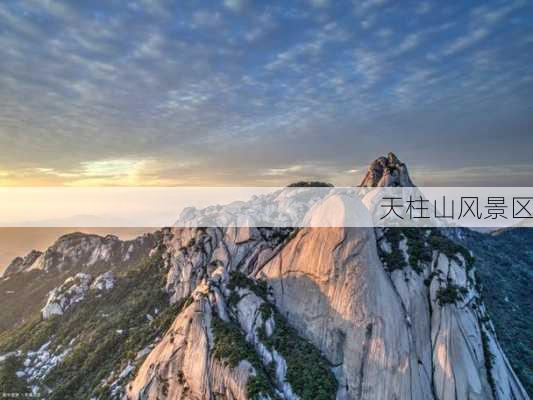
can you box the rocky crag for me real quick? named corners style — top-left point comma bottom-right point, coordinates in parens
top-left (0, 153), bottom-right (529, 400)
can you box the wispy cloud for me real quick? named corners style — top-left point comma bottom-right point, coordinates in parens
top-left (441, 0), bottom-right (526, 56)
top-left (0, 0), bottom-right (532, 186)
top-left (359, 0), bottom-right (389, 12)
top-left (309, 0), bottom-right (330, 8)
top-left (443, 28), bottom-right (489, 56)
top-left (395, 33), bottom-right (421, 55)
top-left (265, 22), bottom-right (349, 71)
top-left (223, 0), bottom-right (247, 12)
top-left (263, 165), bottom-right (305, 176)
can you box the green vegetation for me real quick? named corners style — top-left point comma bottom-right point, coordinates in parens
top-left (428, 231), bottom-right (474, 269)
top-left (44, 256), bottom-right (189, 399)
top-left (423, 271), bottom-right (438, 287)
top-left (227, 271), bottom-right (269, 300)
top-left (380, 229), bottom-right (407, 271)
top-left (0, 269), bottom-right (68, 333)
top-left (210, 313), bottom-right (275, 400)
top-left (459, 228), bottom-right (533, 394)
top-left (401, 228), bottom-right (433, 273)
top-left (247, 375), bottom-right (276, 399)
top-left (380, 228), bottom-right (475, 274)
top-left (435, 283), bottom-right (468, 306)
top-left (0, 233), bottom-right (159, 335)
top-left (220, 272), bottom-right (336, 400)
top-left (0, 315), bottom-right (60, 354)
top-left (480, 325), bottom-right (496, 395)
top-left (211, 314), bottom-right (262, 369)
top-left (0, 249), bottom-right (191, 399)
top-left (287, 181), bottom-right (333, 187)
top-left (0, 356), bottom-right (29, 394)
top-left (258, 303), bottom-right (337, 400)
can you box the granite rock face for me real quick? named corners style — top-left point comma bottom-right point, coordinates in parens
top-left (41, 273), bottom-right (93, 319)
top-left (41, 270), bottom-right (118, 319)
top-left (0, 231), bottom-right (160, 333)
top-left (126, 282), bottom-right (259, 400)
top-left (258, 225), bottom-right (427, 400)
top-left (3, 250), bottom-right (43, 277)
top-left (259, 223), bottom-right (527, 399)
top-left (161, 226), bottom-right (292, 305)
top-left (1, 155), bottom-right (528, 400)
top-left (2, 232), bottom-right (157, 277)
top-left (91, 271), bottom-right (115, 291)
top-left (360, 152), bottom-right (414, 187)
top-left (124, 154), bottom-right (528, 400)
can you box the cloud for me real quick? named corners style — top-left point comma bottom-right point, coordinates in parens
top-left (413, 164), bottom-right (533, 186)
top-left (443, 28), bottom-right (489, 56)
top-left (360, 15), bottom-right (375, 30)
top-left (264, 22), bottom-right (349, 71)
top-left (137, 0), bottom-right (172, 18)
top-left (309, 0), bottom-right (330, 8)
top-left (392, 68), bottom-right (434, 106)
top-left (395, 33), bottom-right (421, 55)
top-left (223, 0), bottom-right (247, 12)
top-left (353, 48), bottom-right (384, 87)
top-left (78, 159), bottom-right (145, 178)
top-left (416, 2), bottom-right (431, 15)
top-left (191, 10), bottom-right (223, 28)
top-left (0, 0), bottom-right (532, 186)
top-left (359, 0), bottom-right (389, 12)
top-left (0, 3), bottom-right (44, 38)
top-left (15, 159), bottom-right (153, 186)
top-left (34, 168), bottom-right (78, 178)
top-left (471, 0), bottom-right (525, 25)
top-left (440, 0), bottom-right (525, 57)
top-left (259, 163), bottom-right (363, 186)
top-left (263, 165), bottom-right (304, 176)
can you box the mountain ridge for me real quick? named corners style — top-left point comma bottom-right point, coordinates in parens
top-left (0, 154), bottom-right (530, 399)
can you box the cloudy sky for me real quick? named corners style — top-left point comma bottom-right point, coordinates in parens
top-left (0, 0), bottom-right (532, 186)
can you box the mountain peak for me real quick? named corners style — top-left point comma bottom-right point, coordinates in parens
top-left (2, 249), bottom-right (43, 277)
top-left (360, 152), bottom-right (414, 187)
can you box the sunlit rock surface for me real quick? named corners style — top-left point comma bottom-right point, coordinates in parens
top-left (41, 273), bottom-right (93, 319)
top-left (0, 154), bottom-right (528, 400)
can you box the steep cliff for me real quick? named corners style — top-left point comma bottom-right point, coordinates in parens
top-left (0, 154), bottom-right (529, 400)
top-left (125, 154), bottom-right (528, 399)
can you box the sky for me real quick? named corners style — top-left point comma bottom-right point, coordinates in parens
top-left (0, 0), bottom-right (532, 186)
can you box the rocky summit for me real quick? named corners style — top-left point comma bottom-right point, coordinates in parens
top-left (0, 154), bottom-right (530, 400)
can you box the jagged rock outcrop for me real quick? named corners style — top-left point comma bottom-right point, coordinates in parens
top-left (0, 231), bottom-right (160, 333)
top-left (175, 186), bottom-right (333, 229)
top-left (3, 250), bottom-right (42, 277)
top-left (161, 227), bottom-right (292, 304)
top-left (41, 273), bottom-right (93, 319)
top-left (123, 154), bottom-right (529, 400)
top-left (91, 271), bottom-right (115, 291)
top-left (1, 154), bottom-right (528, 400)
top-left (41, 270), bottom-right (117, 319)
top-left (258, 212), bottom-right (430, 399)
top-left (126, 280), bottom-right (260, 400)
top-left (127, 264), bottom-right (336, 400)
top-left (17, 340), bottom-right (71, 384)
top-left (12, 232), bottom-right (157, 275)
top-left (360, 152), bottom-right (414, 187)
